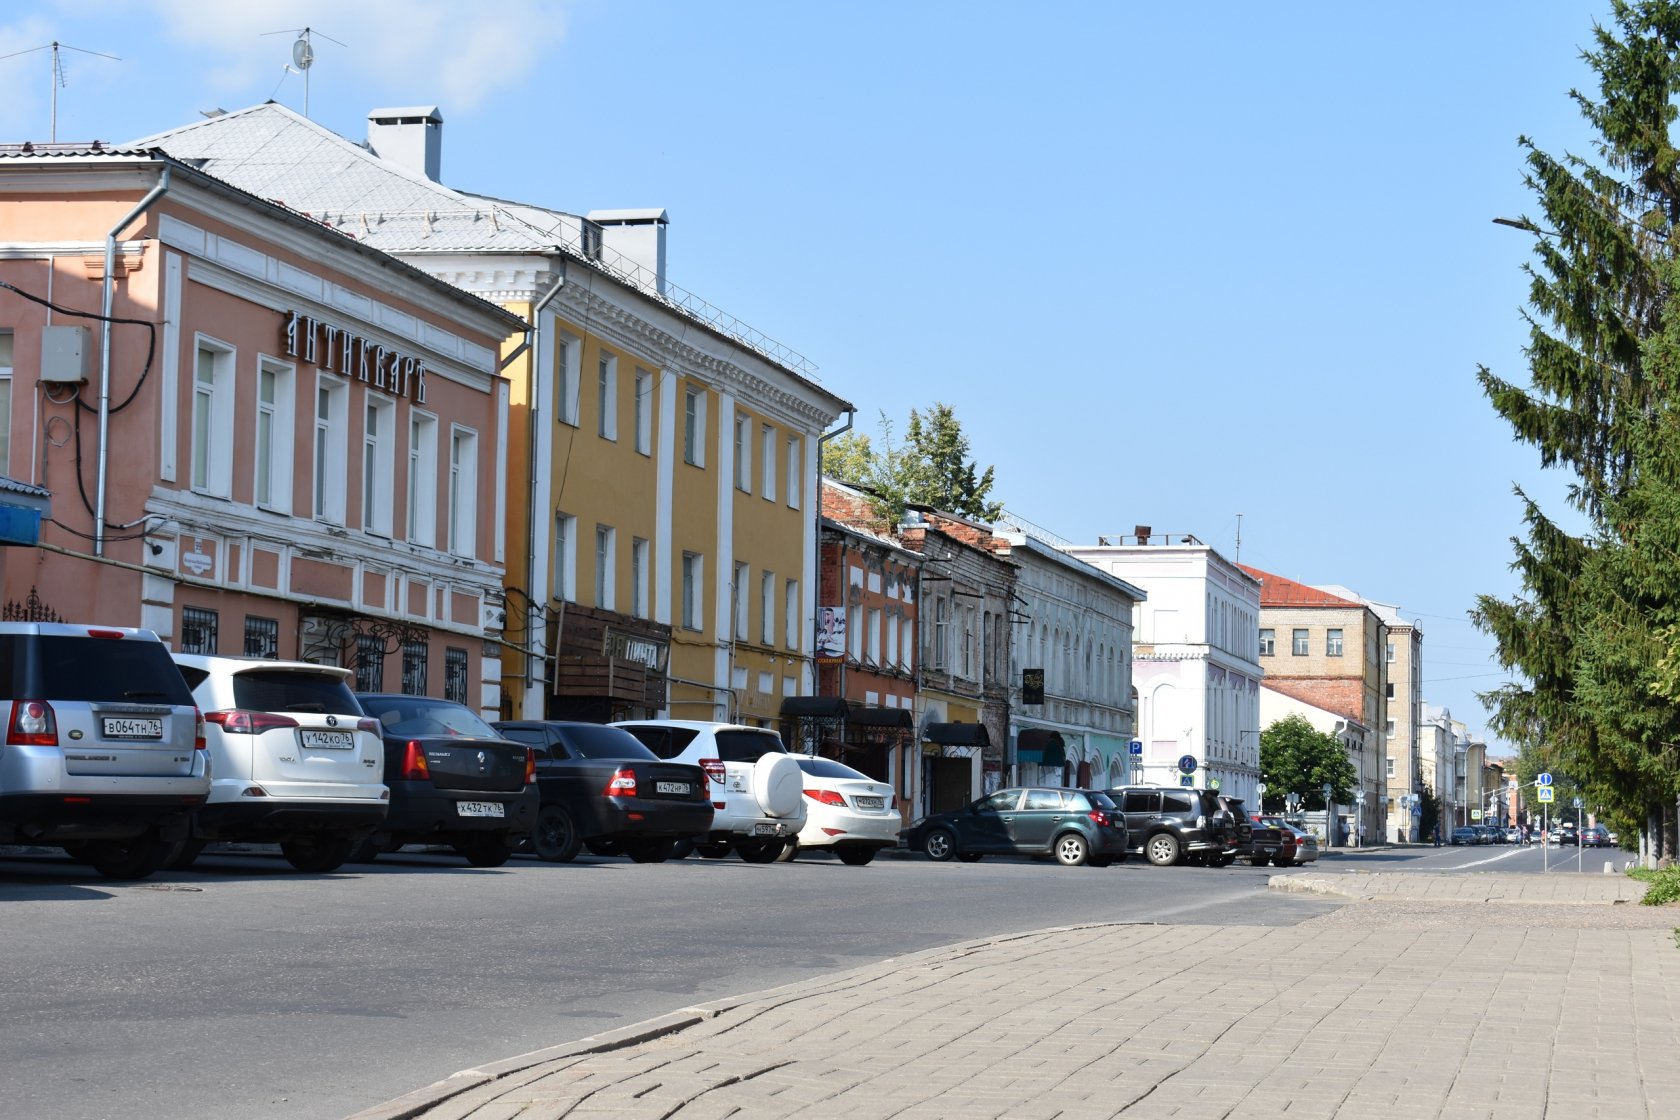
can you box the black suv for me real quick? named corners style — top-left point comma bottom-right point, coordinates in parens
top-left (1103, 786), bottom-right (1232, 866)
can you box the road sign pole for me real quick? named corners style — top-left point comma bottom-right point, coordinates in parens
top-left (1543, 803), bottom-right (1548, 874)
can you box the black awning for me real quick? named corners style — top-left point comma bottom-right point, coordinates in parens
top-left (848, 705), bottom-right (914, 729)
top-left (925, 721), bottom-right (991, 747)
top-left (780, 695), bottom-right (851, 719)
top-left (1016, 728), bottom-right (1067, 767)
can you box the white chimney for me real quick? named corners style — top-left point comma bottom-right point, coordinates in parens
top-left (585, 208), bottom-right (668, 293)
top-left (367, 106), bottom-right (443, 181)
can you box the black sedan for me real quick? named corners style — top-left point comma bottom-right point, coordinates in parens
top-left (904, 787), bottom-right (1128, 867)
top-left (355, 693), bottom-right (539, 866)
top-left (493, 720), bottom-right (713, 863)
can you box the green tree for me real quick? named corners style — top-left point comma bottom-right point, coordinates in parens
top-left (1258, 715), bottom-right (1357, 812)
top-left (819, 403), bottom-right (1003, 526)
top-left (1417, 787), bottom-right (1442, 842)
top-left (820, 429), bottom-right (878, 489)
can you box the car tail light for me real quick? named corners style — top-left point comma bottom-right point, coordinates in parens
top-left (357, 718), bottom-right (380, 735)
top-left (401, 741), bottom-right (430, 781)
top-left (804, 788), bottom-right (846, 806)
top-left (194, 709), bottom-right (207, 752)
top-left (525, 747), bottom-right (537, 785)
top-left (1088, 809), bottom-right (1111, 827)
top-left (7, 699), bottom-right (57, 746)
top-left (603, 767), bottom-right (638, 797)
top-left (86, 628), bottom-right (126, 640)
top-left (203, 709), bottom-right (301, 734)
top-left (1195, 814), bottom-right (1207, 830)
top-left (700, 758), bottom-right (725, 784)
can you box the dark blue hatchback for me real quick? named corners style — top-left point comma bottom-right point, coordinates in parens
top-left (905, 787), bottom-right (1129, 867)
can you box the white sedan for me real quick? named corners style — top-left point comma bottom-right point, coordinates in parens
top-left (792, 757), bottom-right (901, 865)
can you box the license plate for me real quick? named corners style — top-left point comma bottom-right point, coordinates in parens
top-left (301, 730), bottom-right (354, 750)
top-left (752, 823), bottom-right (778, 836)
top-left (456, 801), bottom-right (505, 818)
top-left (102, 717), bottom-right (162, 739)
top-left (854, 796), bottom-right (884, 810)
top-left (655, 781), bottom-right (691, 795)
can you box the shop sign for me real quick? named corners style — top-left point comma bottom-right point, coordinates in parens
top-left (1022, 668), bottom-right (1044, 705)
top-left (281, 310), bottom-right (428, 403)
top-left (602, 627), bottom-right (668, 672)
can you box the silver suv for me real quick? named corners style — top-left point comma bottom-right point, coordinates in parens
top-left (612, 721), bottom-right (806, 861)
top-left (171, 654), bottom-right (387, 873)
top-left (0, 623), bottom-right (208, 878)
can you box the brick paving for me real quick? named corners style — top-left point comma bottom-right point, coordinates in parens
top-left (351, 873), bottom-right (1680, 1120)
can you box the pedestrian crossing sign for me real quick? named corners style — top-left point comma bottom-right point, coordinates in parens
top-left (1537, 786), bottom-right (1555, 803)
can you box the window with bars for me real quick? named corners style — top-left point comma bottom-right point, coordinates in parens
top-left (243, 616), bottom-right (279, 659)
top-left (401, 639), bottom-right (429, 695)
top-left (356, 634), bottom-right (385, 692)
top-left (181, 607), bottom-right (219, 654)
top-left (444, 647), bottom-right (468, 704)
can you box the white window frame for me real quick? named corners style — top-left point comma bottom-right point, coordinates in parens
top-left (192, 337), bottom-right (236, 498)
top-left (1291, 628), bottom-right (1309, 656)
top-left (760, 423), bottom-right (776, 501)
top-left (784, 578), bottom-right (799, 649)
top-left (597, 352), bottom-right (618, 441)
top-left (447, 425), bottom-right (479, 558)
top-left (312, 373), bottom-right (349, 525)
top-left (786, 435), bottom-right (802, 510)
top-left (553, 512), bottom-right (578, 602)
top-left (760, 570), bottom-right (775, 645)
top-left (683, 384), bottom-right (706, 466)
top-left (1259, 628), bottom-right (1275, 657)
top-left (253, 357), bottom-right (295, 514)
top-left (595, 524), bottom-right (616, 610)
top-left (556, 333), bottom-right (580, 426)
top-left (1326, 628), bottom-right (1345, 657)
top-left (734, 410), bottom-right (751, 492)
top-left (634, 368), bottom-right (652, 455)
top-left (733, 561), bottom-right (750, 640)
top-left (407, 409), bottom-right (438, 547)
top-left (362, 396), bottom-right (396, 537)
top-left (681, 552), bottom-right (704, 630)
top-left (631, 536), bottom-right (649, 618)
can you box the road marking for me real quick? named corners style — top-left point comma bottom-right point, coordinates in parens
top-left (1452, 847), bottom-right (1537, 869)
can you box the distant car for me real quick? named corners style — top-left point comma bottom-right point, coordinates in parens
top-left (1552, 824), bottom-right (1579, 846)
top-left (1237, 808), bottom-right (1283, 867)
top-left (1581, 825), bottom-right (1611, 848)
top-left (905, 787), bottom-right (1128, 867)
top-left (1103, 786), bottom-right (1230, 867)
top-left (1505, 826), bottom-right (1521, 843)
top-left (1450, 826), bottom-right (1477, 845)
top-left (1262, 816), bottom-right (1319, 867)
top-left (790, 756), bottom-right (901, 865)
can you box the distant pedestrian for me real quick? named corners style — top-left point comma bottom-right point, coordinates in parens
top-left (1358, 821), bottom-right (1367, 847)
top-left (1434, 826), bottom-right (1443, 847)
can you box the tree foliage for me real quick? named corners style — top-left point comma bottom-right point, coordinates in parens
top-left (819, 403), bottom-right (1003, 525)
top-left (1258, 715), bottom-right (1358, 811)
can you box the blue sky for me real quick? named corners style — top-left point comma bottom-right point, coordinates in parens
top-left (0, 1), bottom-right (1616, 753)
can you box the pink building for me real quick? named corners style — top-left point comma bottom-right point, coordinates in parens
top-left (0, 146), bottom-right (524, 712)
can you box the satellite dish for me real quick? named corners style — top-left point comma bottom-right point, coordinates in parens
top-left (292, 34), bottom-right (314, 70)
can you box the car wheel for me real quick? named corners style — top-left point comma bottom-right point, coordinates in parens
top-left (1088, 856), bottom-right (1113, 868)
top-left (837, 847), bottom-right (876, 866)
top-left (281, 835), bottom-right (354, 874)
top-left (1273, 855), bottom-right (1295, 868)
top-left (454, 836), bottom-right (513, 868)
top-left (165, 839), bottom-right (207, 871)
top-left (957, 852), bottom-right (984, 863)
top-left (735, 839), bottom-right (781, 863)
top-left (1249, 856), bottom-right (1270, 867)
top-left (773, 838), bottom-right (799, 862)
top-left (1145, 833), bottom-right (1181, 867)
top-left (694, 840), bottom-right (732, 859)
top-left (667, 837), bottom-right (696, 860)
top-left (82, 835), bottom-right (174, 880)
top-left (624, 838), bottom-right (670, 864)
top-left (1054, 832), bottom-right (1090, 867)
top-left (923, 828), bottom-right (958, 862)
top-left (532, 807), bottom-right (582, 863)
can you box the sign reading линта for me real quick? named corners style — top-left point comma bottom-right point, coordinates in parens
top-left (281, 310), bottom-right (429, 404)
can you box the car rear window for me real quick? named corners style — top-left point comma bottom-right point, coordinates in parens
top-left (0, 634), bottom-right (194, 705)
top-left (559, 724), bottom-right (658, 760)
top-left (1162, 793), bottom-right (1193, 813)
top-left (362, 696), bottom-right (498, 738)
top-left (1086, 792), bottom-right (1117, 810)
top-left (619, 725), bottom-right (699, 759)
top-left (231, 669), bottom-right (361, 715)
top-left (795, 756), bottom-right (868, 780)
top-left (714, 729), bottom-right (786, 762)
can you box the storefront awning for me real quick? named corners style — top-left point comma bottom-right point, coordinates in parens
top-left (1016, 728), bottom-right (1066, 767)
top-left (847, 705), bottom-right (914, 729)
top-left (924, 721), bottom-right (990, 747)
top-left (779, 696), bottom-right (850, 719)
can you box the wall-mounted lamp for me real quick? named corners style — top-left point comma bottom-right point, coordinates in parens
top-left (147, 541), bottom-right (163, 556)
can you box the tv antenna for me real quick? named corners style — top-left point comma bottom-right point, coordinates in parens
top-left (0, 41), bottom-right (121, 142)
top-left (262, 26), bottom-right (345, 118)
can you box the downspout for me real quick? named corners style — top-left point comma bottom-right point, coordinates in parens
top-left (96, 166), bottom-right (171, 556)
top-left (814, 407), bottom-right (855, 692)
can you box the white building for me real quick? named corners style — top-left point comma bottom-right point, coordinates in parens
top-left (1064, 531), bottom-right (1263, 806)
top-left (1259, 684), bottom-right (1374, 839)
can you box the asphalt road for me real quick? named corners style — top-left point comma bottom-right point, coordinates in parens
top-left (1321, 840), bottom-right (1638, 874)
top-left (1, 844), bottom-right (1343, 1120)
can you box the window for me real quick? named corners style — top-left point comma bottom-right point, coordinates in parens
top-left (681, 553), bottom-right (703, 630)
top-left (734, 411), bottom-right (751, 491)
top-left (760, 424), bottom-right (776, 501)
top-left (243, 616), bottom-right (279, 659)
top-left (595, 525), bottom-right (616, 610)
top-left (887, 614), bottom-right (900, 667)
top-left (1385, 719), bottom-right (1396, 739)
top-left (1327, 628), bottom-right (1344, 657)
top-left (760, 570), bottom-right (775, 645)
top-left (683, 384), bottom-right (706, 466)
top-left (0, 329), bottom-right (11, 470)
top-left (1385, 682), bottom-right (1395, 700)
top-left (407, 411), bottom-right (438, 547)
top-left (355, 634), bottom-right (384, 692)
top-left (786, 436), bottom-right (802, 509)
top-left (1291, 628), bottom-right (1309, 656)
top-left (253, 359), bottom-right (294, 512)
top-left (784, 578), bottom-right (799, 649)
top-left (935, 597), bottom-right (949, 668)
top-left (1386, 757), bottom-right (1396, 778)
top-left (848, 602), bottom-right (862, 661)
top-left (634, 368), bottom-right (652, 455)
top-left (362, 397), bottom-right (395, 536)
top-left (444, 647), bottom-right (468, 705)
top-left (733, 562), bottom-right (749, 640)
top-left (447, 426), bottom-right (478, 557)
top-left (631, 537), bottom-right (649, 619)
top-left (180, 606), bottom-right (219, 654)
top-left (556, 333), bottom-right (580, 426)
top-left (1386, 642), bottom-right (1396, 663)
top-left (553, 512), bottom-right (577, 602)
top-left (192, 341), bottom-right (235, 497)
top-left (401, 639), bottom-right (429, 696)
top-left (1259, 628), bottom-right (1275, 657)
top-left (868, 608), bottom-right (882, 665)
top-left (597, 352), bottom-right (617, 440)
top-left (313, 376), bottom-right (348, 524)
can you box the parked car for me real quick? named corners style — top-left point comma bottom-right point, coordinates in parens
top-left (1580, 825), bottom-right (1611, 848)
top-left (905, 787), bottom-right (1127, 867)
top-left (1505, 826), bottom-right (1522, 843)
top-left (790, 756), bottom-right (901, 865)
top-left (0, 622), bottom-right (209, 879)
top-left (1102, 786), bottom-right (1230, 867)
top-left (1450, 826), bottom-right (1477, 845)
top-left (354, 693), bottom-right (539, 866)
top-left (491, 720), bottom-right (711, 863)
top-left (1238, 810), bottom-right (1284, 867)
top-left (1551, 823), bottom-right (1579, 846)
top-left (1263, 816), bottom-right (1319, 866)
top-left (172, 654), bottom-right (387, 873)
top-left (613, 720), bottom-right (805, 861)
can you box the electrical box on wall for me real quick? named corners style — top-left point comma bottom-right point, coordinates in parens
top-left (39, 326), bottom-right (89, 384)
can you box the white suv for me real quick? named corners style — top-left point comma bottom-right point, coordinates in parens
top-left (172, 654), bottom-right (387, 873)
top-left (612, 721), bottom-right (805, 861)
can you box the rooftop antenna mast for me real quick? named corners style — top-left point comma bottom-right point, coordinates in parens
top-left (0, 41), bottom-right (121, 141)
top-left (261, 26), bottom-right (346, 119)
top-left (1235, 512), bottom-right (1243, 564)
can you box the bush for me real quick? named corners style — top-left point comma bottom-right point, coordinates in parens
top-left (1629, 865), bottom-right (1680, 906)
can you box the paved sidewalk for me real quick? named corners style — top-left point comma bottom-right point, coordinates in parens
top-left (352, 873), bottom-right (1680, 1120)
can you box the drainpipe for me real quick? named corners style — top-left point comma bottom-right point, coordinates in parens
top-left (96, 166), bottom-right (171, 556)
top-left (814, 407), bottom-right (855, 693)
